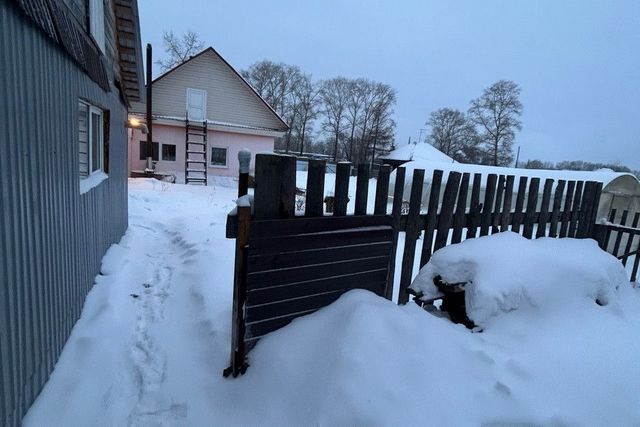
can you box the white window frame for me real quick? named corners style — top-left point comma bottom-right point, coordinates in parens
top-left (210, 145), bottom-right (229, 169)
top-left (161, 143), bottom-right (177, 162)
top-left (89, 0), bottom-right (105, 54)
top-left (80, 101), bottom-right (107, 193)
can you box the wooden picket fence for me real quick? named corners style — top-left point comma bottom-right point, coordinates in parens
top-left (593, 209), bottom-right (640, 281)
top-left (225, 153), bottom-right (604, 376)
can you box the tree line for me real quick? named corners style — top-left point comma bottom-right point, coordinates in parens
top-left (241, 61), bottom-right (397, 164)
top-left (425, 80), bottom-right (523, 167)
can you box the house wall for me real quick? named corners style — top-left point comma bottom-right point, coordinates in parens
top-left (130, 50), bottom-right (286, 132)
top-left (0, 3), bottom-right (129, 426)
top-left (129, 124), bottom-right (275, 181)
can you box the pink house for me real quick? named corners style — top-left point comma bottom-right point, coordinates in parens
top-left (129, 47), bottom-right (288, 183)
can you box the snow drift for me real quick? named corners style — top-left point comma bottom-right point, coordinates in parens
top-left (411, 232), bottom-right (629, 325)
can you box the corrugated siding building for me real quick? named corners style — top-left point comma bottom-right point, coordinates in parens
top-left (0, 1), bottom-right (144, 425)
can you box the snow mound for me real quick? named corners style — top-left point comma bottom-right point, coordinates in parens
top-left (411, 232), bottom-right (629, 325)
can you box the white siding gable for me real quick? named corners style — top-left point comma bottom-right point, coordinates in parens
top-left (149, 49), bottom-right (287, 131)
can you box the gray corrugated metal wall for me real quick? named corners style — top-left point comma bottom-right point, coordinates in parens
top-left (0, 2), bottom-right (129, 426)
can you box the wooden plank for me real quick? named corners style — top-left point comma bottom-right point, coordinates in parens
top-left (631, 255), bottom-right (640, 283)
top-left (536, 179), bottom-right (554, 238)
top-left (491, 175), bottom-right (505, 234)
top-left (253, 153), bottom-right (281, 220)
top-left (385, 167), bottom-right (406, 300)
top-left (568, 181), bottom-right (584, 237)
top-left (305, 159), bottom-right (326, 217)
top-left (374, 165), bottom-right (392, 215)
top-left (244, 280), bottom-right (388, 339)
top-left (355, 163), bottom-right (370, 215)
top-left (228, 205), bottom-right (251, 377)
top-left (248, 241), bottom-right (393, 272)
top-left (523, 177), bottom-right (540, 239)
top-left (548, 180), bottom-right (566, 238)
top-left (452, 173), bottom-right (470, 243)
top-left (466, 173), bottom-right (482, 239)
top-left (621, 212), bottom-right (640, 267)
top-left (333, 162), bottom-right (351, 216)
top-left (247, 256), bottom-right (390, 290)
top-left (398, 169), bottom-right (425, 304)
top-left (248, 228), bottom-right (393, 256)
top-left (511, 176), bottom-right (528, 234)
top-left (500, 175), bottom-right (515, 231)
top-left (247, 261), bottom-right (389, 305)
top-left (434, 172), bottom-right (462, 253)
top-left (576, 181), bottom-right (597, 238)
top-left (419, 170), bottom-right (443, 267)
top-left (249, 214), bottom-right (392, 239)
top-left (559, 181), bottom-right (576, 237)
top-left (253, 154), bottom-right (297, 220)
top-left (602, 209), bottom-right (617, 251)
top-left (611, 210), bottom-right (629, 257)
top-left (480, 174), bottom-right (497, 236)
top-left (246, 278), bottom-right (387, 324)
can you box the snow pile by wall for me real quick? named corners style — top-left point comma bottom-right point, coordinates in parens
top-left (411, 232), bottom-right (629, 325)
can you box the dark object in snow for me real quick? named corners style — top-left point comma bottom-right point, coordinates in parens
top-left (143, 283), bottom-right (151, 289)
top-left (130, 294), bottom-right (140, 299)
top-left (411, 275), bottom-right (476, 329)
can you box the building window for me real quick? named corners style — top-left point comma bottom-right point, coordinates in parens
top-left (139, 142), bottom-right (159, 161)
top-left (79, 101), bottom-right (105, 180)
top-left (162, 144), bottom-right (176, 161)
top-left (89, 0), bottom-right (105, 54)
top-left (210, 146), bottom-right (228, 167)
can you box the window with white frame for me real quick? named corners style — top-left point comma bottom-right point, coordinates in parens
top-left (89, 0), bottom-right (105, 54)
top-left (210, 146), bottom-right (228, 167)
top-left (79, 101), bottom-right (105, 179)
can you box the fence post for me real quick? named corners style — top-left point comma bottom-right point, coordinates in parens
top-left (333, 162), bottom-right (352, 216)
top-left (238, 149), bottom-right (251, 198)
top-left (385, 167), bottom-right (405, 301)
top-left (224, 204), bottom-right (251, 377)
top-left (398, 169), bottom-right (425, 304)
top-left (306, 159), bottom-right (326, 217)
top-left (254, 153), bottom-right (296, 220)
top-left (355, 163), bottom-right (370, 215)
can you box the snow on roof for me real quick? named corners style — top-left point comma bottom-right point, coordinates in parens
top-left (383, 142), bottom-right (454, 164)
top-left (397, 159), bottom-right (639, 190)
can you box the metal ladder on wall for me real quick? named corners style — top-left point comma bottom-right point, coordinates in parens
top-left (185, 116), bottom-right (208, 185)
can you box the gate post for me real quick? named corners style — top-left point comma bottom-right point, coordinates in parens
top-left (224, 203), bottom-right (251, 377)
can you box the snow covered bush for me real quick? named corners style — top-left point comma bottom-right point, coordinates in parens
top-left (410, 232), bottom-right (629, 326)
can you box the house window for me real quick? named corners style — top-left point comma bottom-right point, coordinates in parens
top-left (79, 101), bottom-right (105, 180)
top-left (89, 0), bottom-right (105, 53)
top-left (139, 142), bottom-right (159, 161)
top-left (162, 144), bottom-right (176, 161)
top-left (210, 146), bottom-right (228, 167)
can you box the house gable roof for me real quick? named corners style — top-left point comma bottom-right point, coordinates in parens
top-left (151, 47), bottom-right (289, 131)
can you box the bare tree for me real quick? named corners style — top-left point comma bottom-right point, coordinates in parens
top-left (427, 108), bottom-right (480, 163)
top-left (290, 74), bottom-right (320, 155)
top-left (319, 77), bottom-right (349, 161)
top-left (468, 80), bottom-right (523, 166)
top-left (156, 30), bottom-right (205, 72)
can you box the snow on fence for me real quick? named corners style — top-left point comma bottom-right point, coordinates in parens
top-left (225, 153), bottom-right (605, 376)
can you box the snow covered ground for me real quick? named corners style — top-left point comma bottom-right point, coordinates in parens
top-left (23, 179), bottom-right (640, 426)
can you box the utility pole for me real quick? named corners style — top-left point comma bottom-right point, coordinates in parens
top-left (515, 145), bottom-right (521, 168)
top-left (145, 43), bottom-right (153, 170)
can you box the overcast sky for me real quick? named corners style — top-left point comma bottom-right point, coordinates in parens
top-left (138, 0), bottom-right (640, 168)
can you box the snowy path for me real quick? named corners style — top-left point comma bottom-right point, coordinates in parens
top-left (23, 179), bottom-right (238, 426)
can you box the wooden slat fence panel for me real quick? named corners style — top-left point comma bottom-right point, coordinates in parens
top-left (434, 172), bottom-right (461, 253)
top-left (420, 170), bottom-right (443, 267)
top-left (512, 176), bottom-right (528, 234)
top-left (536, 179), bottom-right (554, 238)
top-left (333, 162), bottom-right (351, 216)
top-left (492, 175), bottom-right (505, 234)
top-left (548, 180), bottom-right (566, 238)
top-left (466, 173), bottom-right (482, 239)
top-left (355, 163), bottom-right (370, 215)
top-left (399, 169), bottom-right (425, 304)
top-left (480, 174), bottom-right (497, 237)
top-left (452, 173), bottom-right (470, 244)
